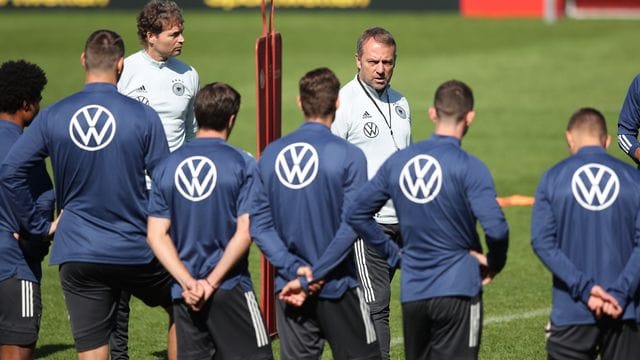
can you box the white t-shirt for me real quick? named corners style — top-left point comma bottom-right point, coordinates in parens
top-left (118, 50), bottom-right (199, 152)
top-left (332, 75), bottom-right (411, 224)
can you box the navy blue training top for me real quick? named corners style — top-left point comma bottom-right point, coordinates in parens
top-left (251, 122), bottom-right (376, 299)
top-left (0, 83), bottom-right (169, 265)
top-left (532, 146), bottom-right (640, 325)
top-left (348, 134), bottom-right (509, 303)
top-left (0, 119), bottom-right (54, 282)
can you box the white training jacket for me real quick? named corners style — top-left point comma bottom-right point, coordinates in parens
top-left (332, 75), bottom-right (411, 224)
top-left (118, 50), bottom-right (199, 152)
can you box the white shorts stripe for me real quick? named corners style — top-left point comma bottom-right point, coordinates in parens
top-left (21, 280), bottom-right (26, 318)
top-left (244, 291), bottom-right (269, 348)
top-left (468, 298), bottom-right (481, 347)
top-left (618, 135), bottom-right (632, 152)
top-left (27, 281), bottom-right (31, 317)
top-left (354, 239), bottom-right (375, 302)
top-left (356, 288), bottom-right (377, 344)
top-left (21, 280), bottom-right (34, 318)
top-left (30, 282), bottom-right (34, 317)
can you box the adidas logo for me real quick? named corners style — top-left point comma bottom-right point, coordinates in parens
top-left (362, 111), bottom-right (372, 119)
top-left (135, 84), bottom-right (147, 93)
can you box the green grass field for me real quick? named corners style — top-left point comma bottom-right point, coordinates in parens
top-left (1, 8), bottom-right (640, 359)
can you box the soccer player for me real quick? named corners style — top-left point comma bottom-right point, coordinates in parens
top-left (251, 67), bottom-right (381, 359)
top-left (0, 60), bottom-right (54, 360)
top-left (532, 107), bottom-right (640, 359)
top-left (118, 0), bottom-right (198, 152)
top-left (115, 2), bottom-right (198, 356)
top-left (0, 30), bottom-right (176, 360)
top-left (331, 26), bottom-right (411, 359)
top-left (146, 82), bottom-right (273, 359)
top-left (348, 80), bottom-right (509, 360)
top-left (617, 75), bottom-right (640, 163)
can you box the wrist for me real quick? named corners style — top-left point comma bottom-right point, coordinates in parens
top-left (298, 276), bottom-right (309, 293)
top-left (205, 278), bottom-right (218, 290)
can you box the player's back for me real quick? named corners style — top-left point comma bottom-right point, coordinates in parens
top-left (258, 121), bottom-right (364, 297)
top-left (379, 134), bottom-right (507, 302)
top-left (150, 138), bottom-right (254, 298)
top-left (533, 146), bottom-right (640, 323)
top-left (4, 83), bottom-right (169, 265)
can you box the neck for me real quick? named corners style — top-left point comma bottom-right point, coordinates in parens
top-left (0, 112), bottom-right (25, 128)
top-left (85, 71), bottom-right (118, 85)
top-left (571, 141), bottom-right (603, 154)
top-left (434, 121), bottom-right (465, 140)
top-left (305, 116), bottom-right (333, 128)
top-left (357, 74), bottom-right (386, 96)
top-left (145, 47), bottom-right (168, 62)
top-left (196, 128), bottom-right (227, 140)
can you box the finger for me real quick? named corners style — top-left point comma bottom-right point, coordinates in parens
top-left (297, 266), bottom-right (314, 281)
top-left (469, 251), bottom-right (488, 266)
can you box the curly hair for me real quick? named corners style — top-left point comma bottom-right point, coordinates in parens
top-left (0, 60), bottom-right (47, 114)
top-left (136, 0), bottom-right (183, 46)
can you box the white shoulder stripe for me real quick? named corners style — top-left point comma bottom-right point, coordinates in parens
top-left (618, 135), bottom-right (632, 152)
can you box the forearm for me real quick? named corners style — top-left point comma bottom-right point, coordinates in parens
top-left (485, 232), bottom-right (509, 273)
top-left (609, 245), bottom-right (640, 308)
top-left (206, 215), bottom-right (252, 288)
top-left (533, 243), bottom-right (593, 303)
top-left (0, 164), bottom-right (51, 236)
top-left (311, 223), bottom-right (358, 280)
top-left (147, 217), bottom-right (194, 289)
top-left (250, 203), bottom-right (306, 279)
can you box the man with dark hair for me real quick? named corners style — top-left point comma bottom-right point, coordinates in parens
top-left (533, 107), bottom-right (640, 359)
top-left (0, 30), bottom-right (176, 360)
top-left (115, 2), bottom-right (198, 356)
top-left (146, 82), bottom-right (274, 359)
top-left (118, 0), bottom-right (198, 152)
top-left (348, 80), bottom-right (509, 360)
top-left (331, 26), bottom-right (411, 359)
top-left (0, 59), bottom-right (55, 360)
top-left (251, 67), bottom-right (383, 359)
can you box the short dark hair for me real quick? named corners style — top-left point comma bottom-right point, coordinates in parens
top-left (194, 82), bottom-right (241, 132)
top-left (137, 0), bottom-right (183, 46)
top-left (567, 107), bottom-right (608, 140)
top-left (0, 60), bottom-right (47, 114)
top-left (299, 67), bottom-right (340, 119)
top-left (84, 30), bottom-right (125, 72)
top-left (356, 27), bottom-right (396, 59)
top-left (433, 80), bottom-right (474, 122)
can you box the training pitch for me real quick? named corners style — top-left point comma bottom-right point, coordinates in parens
top-left (1, 8), bottom-right (639, 359)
